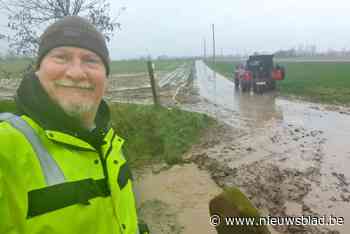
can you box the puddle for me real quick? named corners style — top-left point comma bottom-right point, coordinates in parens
top-left (133, 163), bottom-right (221, 234)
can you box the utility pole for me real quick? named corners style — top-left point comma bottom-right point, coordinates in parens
top-left (212, 24), bottom-right (217, 117)
top-left (212, 24), bottom-right (216, 64)
top-left (203, 38), bottom-right (207, 59)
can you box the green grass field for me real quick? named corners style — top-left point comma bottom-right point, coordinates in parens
top-left (0, 58), bottom-right (33, 78)
top-left (0, 58), bottom-right (189, 78)
top-left (0, 100), bottom-right (214, 168)
top-left (277, 62), bottom-right (350, 105)
top-left (206, 60), bottom-right (350, 105)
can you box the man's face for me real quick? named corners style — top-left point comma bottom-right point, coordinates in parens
top-left (36, 47), bottom-right (107, 118)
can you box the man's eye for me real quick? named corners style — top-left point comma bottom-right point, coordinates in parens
top-left (85, 58), bottom-right (100, 64)
top-left (53, 54), bottom-right (68, 62)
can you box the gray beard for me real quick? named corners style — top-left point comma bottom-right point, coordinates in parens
top-left (57, 100), bottom-right (98, 127)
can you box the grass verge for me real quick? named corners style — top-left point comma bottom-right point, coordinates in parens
top-left (0, 100), bottom-right (18, 113)
top-left (110, 103), bottom-right (214, 168)
top-left (0, 101), bottom-right (214, 169)
top-left (205, 60), bottom-right (350, 106)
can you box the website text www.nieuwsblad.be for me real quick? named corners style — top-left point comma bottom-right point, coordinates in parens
top-left (209, 214), bottom-right (345, 227)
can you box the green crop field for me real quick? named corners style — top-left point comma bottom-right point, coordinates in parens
top-left (206, 60), bottom-right (350, 105)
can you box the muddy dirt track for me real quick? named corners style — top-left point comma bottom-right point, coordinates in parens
top-left (135, 61), bottom-right (350, 234)
top-left (0, 61), bottom-right (349, 234)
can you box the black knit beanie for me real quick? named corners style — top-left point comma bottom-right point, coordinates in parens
top-left (37, 16), bottom-right (110, 75)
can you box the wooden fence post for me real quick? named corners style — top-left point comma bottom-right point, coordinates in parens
top-left (147, 59), bottom-right (160, 106)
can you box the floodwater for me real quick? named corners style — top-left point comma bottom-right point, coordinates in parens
top-left (195, 60), bottom-right (284, 128)
top-left (134, 163), bottom-right (221, 234)
top-left (191, 60), bottom-right (350, 233)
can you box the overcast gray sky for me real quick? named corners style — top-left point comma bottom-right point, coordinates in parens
top-left (110, 0), bottom-right (350, 59)
top-left (1, 0), bottom-right (350, 60)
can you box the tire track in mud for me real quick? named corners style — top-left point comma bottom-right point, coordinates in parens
top-left (105, 63), bottom-right (192, 105)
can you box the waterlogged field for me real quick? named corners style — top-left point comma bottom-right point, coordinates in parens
top-left (0, 58), bottom-right (189, 78)
top-left (206, 60), bottom-right (350, 105)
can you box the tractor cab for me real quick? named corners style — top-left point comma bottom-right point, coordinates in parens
top-left (247, 55), bottom-right (274, 80)
top-left (236, 54), bottom-right (285, 94)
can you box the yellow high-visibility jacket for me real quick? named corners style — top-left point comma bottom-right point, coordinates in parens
top-left (0, 114), bottom-right (143, 234)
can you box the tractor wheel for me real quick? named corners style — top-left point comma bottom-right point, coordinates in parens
top-left (234, 79), bottom-right (239, 88)
top-left (247, 81), bottom-right (251, 92)
top-left (270, 80), bottom-right (276, 90)
top-left (253, 83), bottom-right (257, 93)
top-left (244, 83), bottom-right (249, 92)
top-left (255, 85), bottom-right (263, 94)
top-left (265, 81), bottom-right (271, 91)
top-left (241, 84), bottom-right (246, 92)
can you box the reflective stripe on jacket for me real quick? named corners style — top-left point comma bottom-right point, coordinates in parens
top-left (0, 113), bottom-right (139, 234)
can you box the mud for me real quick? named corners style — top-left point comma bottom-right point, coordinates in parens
top-left (131, 60), bottom-right (349, 233)
top-left (176, 61), bottom-right (350, 234)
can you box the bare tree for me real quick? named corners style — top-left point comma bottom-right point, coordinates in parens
top-left (0, 0), bottom-right (124, 57)
top-left (0, 0), bottom-right (124, 78)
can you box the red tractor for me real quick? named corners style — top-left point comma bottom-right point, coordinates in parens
top-left (234, 54), bottom-right (285, 94)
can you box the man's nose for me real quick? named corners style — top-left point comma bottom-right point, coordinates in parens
top-left (65, 59), bottom-right (87, 80)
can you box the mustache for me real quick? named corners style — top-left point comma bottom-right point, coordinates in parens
top-left (54, 79), bottom-right (95, 90)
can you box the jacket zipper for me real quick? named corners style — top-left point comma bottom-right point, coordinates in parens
top-left (98, 132), bottom-right (124, 233)
top-left (97, 132), bottom-right (116, 181)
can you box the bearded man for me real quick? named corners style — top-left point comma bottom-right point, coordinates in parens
top-left (0, 16), bottom-right (148, 234)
